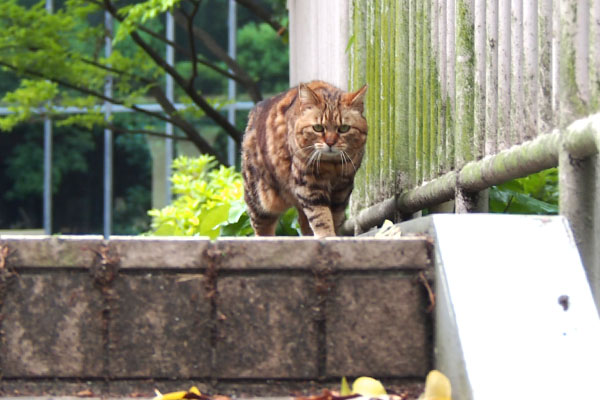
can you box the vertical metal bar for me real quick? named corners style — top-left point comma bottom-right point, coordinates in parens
top-left (552, 0), bottom-right (560, 117)
top-left (446, 0), bottom-right (456, 170)
top-left (43, 0), bottom-right (53, 235)
top-left (474, 0), bottom-right (487, 160)
top-left (415, 0), bottom-right (423, 184)
top-left (576, 0), bottom-right (591, 107)
top-left (103, 11), bottom-right (113, 239)
top-left (422, 0), bottom-right (430, 181)
top-left (523, 0), bottom-right (539, 140)
top-left (165, 11), bottom-right (174, 203)
top-left (373, 0), bottom-right (381, 199)
top-left (437, 0), bottom-right (447, 174)
top-left (397, 0), bottom-right (410, 189)
top-left (365, 0), bottom-right (374, 205)
top-left (408, 0), bottom-right (417, 188)
top-left (227, 0), bottom-right (237, 166)
top-left (43, 117), bottom-right (52, 235)
top-left (510, 0), bottom-right (524, 145)
top-left (591, 0), bottom-right (600, 108)
top-left (485, 0), bottom-right (499, 155)
top-left (497, 0), bottom-right (511, 150)
top-left (455, 0), bottom-right (475, 168)
top-left (385, 0), bottom-right (395, 197)
top-left (380, 0), bottom-right (389, 197)
top-left (538, 0), bottom-right (553, 133)
top-left (350, 0), bottom-right (367, 219)
top-left (455, 0), bottom-right (488, 213)
top-left (430, 0), bottom-right (439, 178)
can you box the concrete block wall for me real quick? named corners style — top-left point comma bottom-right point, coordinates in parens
top-left (0, 236), bottom-right (432, 396)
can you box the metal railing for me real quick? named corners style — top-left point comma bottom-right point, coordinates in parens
top-left (344, 0), bottom-right (600, 304)
top-left (0, 0), bottom-right (251, 237)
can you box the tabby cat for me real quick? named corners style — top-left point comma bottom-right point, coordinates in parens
top-left (241, 80), bottom-right (368, 237)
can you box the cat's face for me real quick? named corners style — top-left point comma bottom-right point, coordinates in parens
top-left (294, 84), bottom-right (368, 162)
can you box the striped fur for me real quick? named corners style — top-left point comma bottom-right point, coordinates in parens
top-left (242, 80), bottom-right (368, 237)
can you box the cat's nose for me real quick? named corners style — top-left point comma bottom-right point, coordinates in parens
top-left (325, 134), bottom-right (338, 146)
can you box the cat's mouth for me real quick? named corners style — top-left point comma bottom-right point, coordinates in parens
top-left (318, 147), bottom-right (342, 158)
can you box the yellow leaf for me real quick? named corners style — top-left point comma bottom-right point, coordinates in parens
top-left (418, 370), bottom-right (451, 400)
top-left (352, 377), bottom-right (386, 396)
top-left (153, 390), bottom-right (188, 400)
top-left (340, 376), bottom-right (351, 396)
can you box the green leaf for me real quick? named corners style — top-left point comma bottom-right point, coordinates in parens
top-left (152, 221), bottom-right (184, 236)
top-left (200, 203), bottom-right (230, 239)
top-left (227, 199), bottom-right (247, 224)
top-left (340, 377), bottom-right (351, 396)
top-left (490, 187), bottom-right (558, 214)
top-left (345, 34), bottom-right (356, 54)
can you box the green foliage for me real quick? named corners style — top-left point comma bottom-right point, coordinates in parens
top-left (148, 155), bottom-right (300, 238)
top-left (5, 126), bottom-right (94, 200)
top-left (237, 22), bottom-right (289, 95)
top-left (0, 0), bottom-right (162, 131)
top-left (115, 0), bottom-right (182, 43)
top-left (489, 168), bottom-right (559, 214)
top-left (0, 80), bottom-right (58, 131)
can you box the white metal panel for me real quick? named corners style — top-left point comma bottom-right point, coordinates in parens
top-left (288, 0), bottom-right (349, 89)
top-left (429, 214), bottom-right (600, 400)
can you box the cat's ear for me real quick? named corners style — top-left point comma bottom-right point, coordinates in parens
top-left (298, 83), bottom-right (322, 108)
top-left (343, 84), bottom-right (368, 113)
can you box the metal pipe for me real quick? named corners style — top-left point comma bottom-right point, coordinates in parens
top-left (0, 102), bottom-right (255, 116)
top-left (341, 113), bottom-right (600, 235)
top-left (43, 0), bottom-right (54, 235)
top-left (227, 0), bottom-right (237, 167)
top-left (103, 11), bottom-right (113, 239)
top-left (43, 117), bottom-right (52, 235)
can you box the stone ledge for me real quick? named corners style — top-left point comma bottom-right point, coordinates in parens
top-left (0, 236), bottom-right (433, 395)
top-left (0, 236), bottom-right (431, 270)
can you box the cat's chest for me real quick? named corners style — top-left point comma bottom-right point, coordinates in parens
top-left (292, 160), bottom-right (353, 187)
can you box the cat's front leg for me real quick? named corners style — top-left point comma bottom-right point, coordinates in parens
top-left (301, 204), bottom-right (336, 237)
top-left (293, 189), bottom-right (334, 237)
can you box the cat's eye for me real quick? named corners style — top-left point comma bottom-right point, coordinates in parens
top-left (312, 124), bottom-right (325, 132)
top-left (338, 124), bottom-right (351, 133)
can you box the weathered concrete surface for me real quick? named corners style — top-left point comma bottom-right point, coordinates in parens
top-left (0, 236), bottom-right (432, 396)
top-left (1, 273), bottom-right (104, 377)
top-left (0, 236), bottom-right (103, 268)
top-left (216, 276), bottom-right (318, 378)
top-left (326, 275), bottom-right (431, 377)
top-left (109, 274), bottom-right (212, 378)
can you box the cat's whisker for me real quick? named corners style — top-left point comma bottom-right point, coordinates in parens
top-left (342, 150), bottom-right (357, 173)
top-left (295, 144), bottom-right (315, 156)
top-left (307, 149), bottom-right (319, 174)
top-left (317, 151), bottom-right (323, 175)
top-left (339, 152), bottom-right (347, 176)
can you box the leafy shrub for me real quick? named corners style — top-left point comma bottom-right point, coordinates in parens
top-left (147, 155), bottom-right (299, 238)
top-left (489, 168), bottom-right (558, 214)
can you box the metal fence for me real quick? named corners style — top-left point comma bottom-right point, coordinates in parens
top-left (0, 0), bottom-right (251, 238)
top-left (344, 0), bottom-right (599, 302)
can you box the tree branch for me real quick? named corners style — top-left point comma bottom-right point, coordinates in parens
top-left (1, 58), bottom-right (228, 164)
top-left (234, 0), bottom-right (286, 35)
top-left (107, 123), bottom-right (192, 142)
top-left (0, 60), bottom-right (171, 125)
top-left (147, 85), bottom-right (228, 165)
top-left (103, 0), bottom-right (243, 146)
top-left (172, 10), bottom-right (263, 103)
top-left (184, 0), bottom-right (201, 89)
